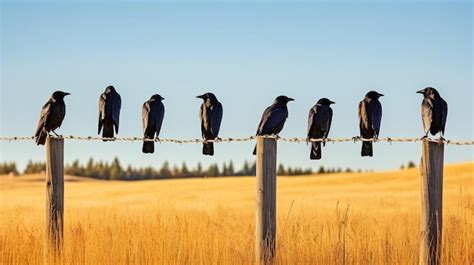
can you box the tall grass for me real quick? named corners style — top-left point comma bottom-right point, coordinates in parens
top-left (1, 162), bottom-right (472, 264)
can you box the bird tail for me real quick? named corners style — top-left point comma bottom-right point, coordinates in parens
top-left (361, 141), bottom-right (373, 157)
top-left (310, 142), bottom-right (322, 160)
top-left (252, 145), bottom-right (257, 155)
top-left (142, 140), bottom-right (154, 154)
top-left (102, 121), bottom-right (114, 141)
top-left (36, 129), bottom-right (48, 146)
top-left (203, 142), bottom-right (214, 156)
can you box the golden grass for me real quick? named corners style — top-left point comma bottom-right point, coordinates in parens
top-left (1, 162), bottom-right (472, 264)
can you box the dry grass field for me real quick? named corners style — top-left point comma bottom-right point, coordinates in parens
top-left (0, 162), bottom-right (472, 265)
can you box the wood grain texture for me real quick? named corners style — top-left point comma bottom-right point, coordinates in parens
top-left (255, 137), bottom-right (277, 265)
top-left (45, 137), bottom-right (64, 262)
top-left (419, 139), bottom-right (444, 265)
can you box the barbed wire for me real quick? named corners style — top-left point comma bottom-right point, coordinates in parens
top-left (0, 135), bottom-right (473, 145)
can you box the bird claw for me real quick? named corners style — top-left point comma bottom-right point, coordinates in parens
top-left (420, 135), bottom-right (428, 141)
top-left (438, 137), bottom-right (445, 145)
top-left (352, 136), bottom-right (360, 143)
top-left (322, 137), bottom-right (328, 146)
top-left (154, 137), bottom-right (161, 143)
top-left (215, 137), bottom-right (222, 142)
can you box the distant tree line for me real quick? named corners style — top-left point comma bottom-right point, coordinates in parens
top-left (0, 158), bottom-right (412, 180)
top-left (400, 161), bottom-right (417, 170)
top-left (0, 162), bottom-right (19, 175)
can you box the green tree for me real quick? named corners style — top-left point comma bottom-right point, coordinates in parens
top-left (206, 164), bottom-right (220, 177)
top-left (109, 157), bottom-right (122, 180)
top-left (160, 161), bottom-right (171, 178)
top-left (317, 166), bottom-right (325, 174)
top-left (181, 162), bottom-right (190, 177)
top-left (228, 161), bottom-right (235, 176)
top-left (172, 164), bottom-right (181, 177)
top-left (241, 161), bottom-right (250, 176)
top-left (195, 162), bottom-right (203, 177)
top-left (222, 162), bottom-right (228, 176)
top-left (277, 164), bottom-right (286, 175)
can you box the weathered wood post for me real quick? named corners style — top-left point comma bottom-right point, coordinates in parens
top-left (45, 137), bottom-right (64, 262)
top-left (419, 139), bottom-right (444, 265)
top-left (255, 136), bottom-right (277, 265)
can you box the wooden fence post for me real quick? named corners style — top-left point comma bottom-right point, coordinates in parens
top-left (255, 136), bottom-right (277, 265)
top-left (45, 137), bottom-right (64, 262)
top-left (419, 139), bottom-right (444, 265)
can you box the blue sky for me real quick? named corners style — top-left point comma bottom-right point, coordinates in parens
top-left (1, 1), bottom-right (472, 172)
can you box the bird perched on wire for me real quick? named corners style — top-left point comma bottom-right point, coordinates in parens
top-left (307, 98), bottom-right (335, 160)
top-left (142, 94), bottom-right (165, 153)
top-left (253, 95), bottom-right (294, 155)
top-left (34, 91), bottom-right (70, 145)
top-left (358, 91), bottom-right (383, 157)
top-left (197, 93), bottom-right (223, 156)
top-left (417, 87), bottom-right (448, 141)
top-left (98, 85), bottom-right (121, 141)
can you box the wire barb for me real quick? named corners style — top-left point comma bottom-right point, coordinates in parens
top-left (0, 135), bottom-right (472, 145)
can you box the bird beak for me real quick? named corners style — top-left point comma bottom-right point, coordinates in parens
top-left (330, 101), bottom-right (336, 105)
top-left (378, 93), bottom-right (384, 97)
top-left (196, 95), bottom-right (205, 99)
top-left (161, 97), bottom-right (165, 100)
top-left (64, 92), bottom-right (71, 96)
top-left (287, 97), bottom-right (295, 101)
top-left (416, 89), bottom-right (424, 94)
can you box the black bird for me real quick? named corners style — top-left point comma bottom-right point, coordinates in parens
top-left (358, 91), bottom-right (383, 157)
top-left (197, 93), bottom-right (223, 156)
top-left (417, 87), bottom-right (448, 139)
top-left (253, 95), bottom-right (294, 155)
top-left (142, 94), bottom-right (165, 153)
top-left (98, 85), bottom-right (121, 141)
top-left (34, 91), bottom-right (70, 145)
top-left (307, 98), bottom-right (335, 160)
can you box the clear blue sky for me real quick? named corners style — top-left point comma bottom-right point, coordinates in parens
top-left (1, 0), bottom-right (472, 172)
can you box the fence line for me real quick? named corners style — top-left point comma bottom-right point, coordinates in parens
top-left (2, 134), bottom-right (468, 265)
top-left (0, 135), bottom-right (473, 145)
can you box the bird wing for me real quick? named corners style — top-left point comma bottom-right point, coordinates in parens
top-left (370, 100), bottom-right (382, 137)
top-left (307, 106), bottom-right (316, 137)
top-left (154, 101), bottom-right (165, 136)
top-left (421, 98), bottom-right (432, 135)
top-left (210, 102), bottom-right (223, 137)
top-left (35, 100), bottom-right (51, 137)
top-left (199, 103), bottom-right (207, 139)
top-left (98, 93), bottom-right (106, 134)
top-left (257, 105), bottom-right (288, 135)
top-left (313, 105), bottom-right (333, 139)
top-left (142, 101), bottom-right (150, 133)
top-left (324, 107), bottom-right (333, 139)
top-left (440, 97), bottom-right (448, 135)
top-left (57, 101), bottom-right (66, 128)
top-left (358, 100), bottom-right (369, 135)
top-left (111, 92), bottom-right (121, 133)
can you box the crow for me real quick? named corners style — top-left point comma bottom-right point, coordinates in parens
top-left (417, 87), bottom-right (448, 140)
top-left (307, 98), bottom-right (335, 160)
top-left (34, 91), bottom-right (70, 145)
top-left (358, 91), bottom-right (383, 157)
top-left (98, 85), bottom-right (121, 141)
top-left (197, 93), bottom-right (223, 156)
top-left (253, 95), bottom-right (294, 155)
top-left (142, 94), bottom-right (165, 153)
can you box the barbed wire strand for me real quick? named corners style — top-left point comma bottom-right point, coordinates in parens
top-left (0, 135), bottom-right (473, 145)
